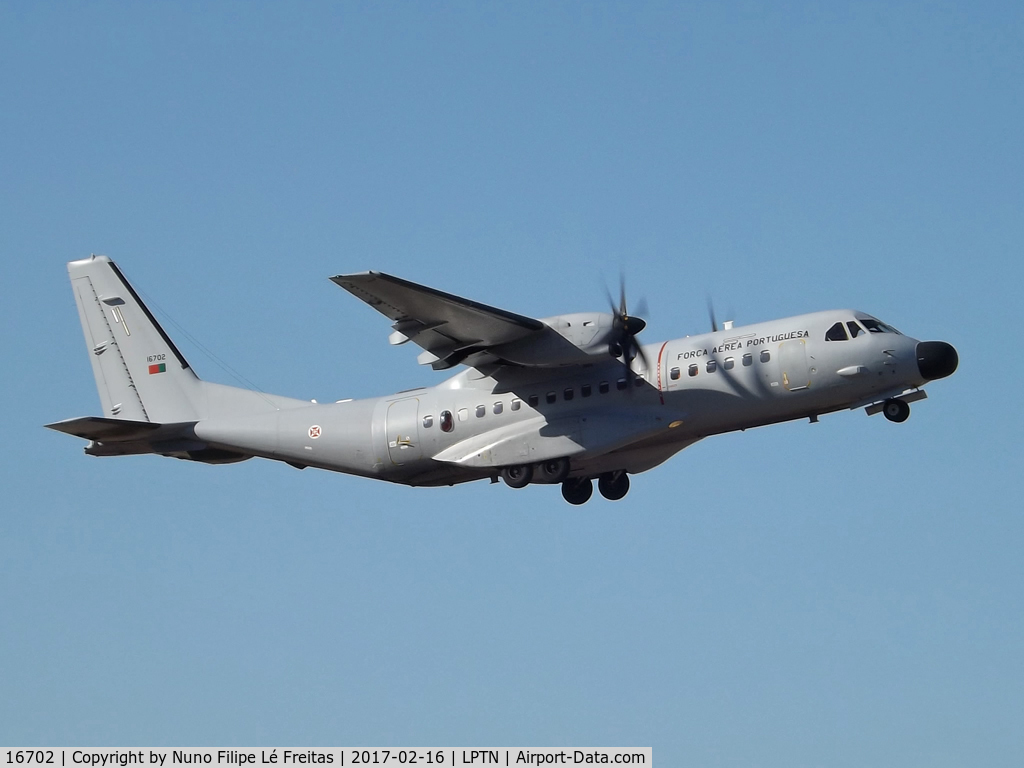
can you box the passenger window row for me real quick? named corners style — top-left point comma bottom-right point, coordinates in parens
top-left (422, 375), bottom-right (647, 433)
top-left (669, 351), bottom-right (769, 380)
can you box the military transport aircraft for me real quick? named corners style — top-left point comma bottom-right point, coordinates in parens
top-left (48, 255), bottom-right (958, 504)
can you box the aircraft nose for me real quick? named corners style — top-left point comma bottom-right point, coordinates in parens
top-left (916, 341), bottom-right (958, 380)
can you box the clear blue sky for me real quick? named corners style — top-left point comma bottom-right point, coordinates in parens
top-left (2, 2), bottom-right (1022, 763)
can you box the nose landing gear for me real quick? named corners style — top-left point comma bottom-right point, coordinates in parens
top-left (883, 398), bottom-right (911, 423)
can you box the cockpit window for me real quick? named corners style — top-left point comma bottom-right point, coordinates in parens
top-left (861, 317), bottom-right (902, 334)
top-left (847, 321), bottom-right (865, 338)
top-left (825, 322), bottom-right (848, 341)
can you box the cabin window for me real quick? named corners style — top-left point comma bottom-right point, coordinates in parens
top-left (493, 401), bottom-right (503, 415)
top-left (564, 387), bottom-right (574, 401)
top-left (670, 367), bottom-right (680, 380)
top-left (706, 360), bottom-right (717, 373)
top-left (440, 411), bottom-right (453, 433)
top-left (476, 405), bottom-right (486, 418)
top-left (634, 376), bottom-right (644, 387)
top-left (760, 350), bottom-right (771, 363)
top-left (581, 384), bottom-right (592, 397)
top-left (458, 408), bottom-right (468, 421)
top-left (617, 378), bottom-right (628, 390)
top-left (422, 415), bottom-right (434, 429)
top-left (847, 321), bottom-right (865, 338)
top-left (742, 353), bottom-right (753, 366)
top-left (599, 381), bottom-right (610, 394)
top-left (723, 357), bottom-right (734, 370)
top-left (528, 394), bottom-right (539, 407)
top-left (511, 398), bottom-right (521, 411)
top-left (826, 322), bottom-right (849, 341)
top-left (688, 364), bottom-right (698, 377)
top-left (546, 392), bottom-right (557, 404)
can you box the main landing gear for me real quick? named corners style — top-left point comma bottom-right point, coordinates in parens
top-left (561, 477), bottom-right (593, 505)
top-left (500, 460), bottom-right (631, 504)
top-left (883, 398), bottom-right (911, 423)
top-left (500, 457), bottom-right (571, 489)
top-left (560, 471), bottom-right (630, 505)
top-left (597, 470), bottom-right (629, 501)
top-left (500, 464), bottom-right (533, 488)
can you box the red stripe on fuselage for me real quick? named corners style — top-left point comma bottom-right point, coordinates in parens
top-left (656, 341), bottom-right (668, 405)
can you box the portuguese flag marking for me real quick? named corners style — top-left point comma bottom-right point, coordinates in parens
top-left (148, 363), bottom-right (166, 375)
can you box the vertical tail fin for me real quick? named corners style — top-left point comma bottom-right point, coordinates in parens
top-left (69, 255), bottom-right (202, 423)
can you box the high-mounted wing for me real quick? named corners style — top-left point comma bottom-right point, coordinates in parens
top-left (331, 271), bottom-right (592, 370)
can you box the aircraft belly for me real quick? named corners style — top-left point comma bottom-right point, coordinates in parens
top-left (572, 438), bottom-right (700, 477)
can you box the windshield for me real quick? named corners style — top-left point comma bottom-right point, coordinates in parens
top-left (860, 317), bottom-right (902, 334)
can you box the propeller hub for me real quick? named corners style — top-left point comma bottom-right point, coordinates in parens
top-left (619, 316), bottom-right (646, 335)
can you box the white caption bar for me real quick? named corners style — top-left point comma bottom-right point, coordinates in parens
top-left (1, 750), bottom-right (652, 767)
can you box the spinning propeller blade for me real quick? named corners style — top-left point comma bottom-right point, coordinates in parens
top-left (606, 274), bottom-right (649, 386)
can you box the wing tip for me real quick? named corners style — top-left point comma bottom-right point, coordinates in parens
top-left (330, 270), bottom-right (383, 284)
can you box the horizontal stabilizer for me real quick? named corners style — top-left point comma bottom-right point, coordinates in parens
top-left (46, 416), bottom-right (172, 442)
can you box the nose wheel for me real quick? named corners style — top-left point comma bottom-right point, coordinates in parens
top-left (883, 398), bottom-right (911, 423)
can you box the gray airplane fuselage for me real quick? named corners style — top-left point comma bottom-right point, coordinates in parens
top-left (50, 255), bottom-right (957, 502)
top-left (193, 310), bottom-right (935, 487)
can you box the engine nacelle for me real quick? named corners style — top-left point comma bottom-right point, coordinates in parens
top-left (488, 312), bottom-right (620, 367)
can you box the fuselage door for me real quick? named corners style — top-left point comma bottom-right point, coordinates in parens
top-left (386, 398), bottom-right (422, 465)
top-left (779, 339), bottom-right (811, 391)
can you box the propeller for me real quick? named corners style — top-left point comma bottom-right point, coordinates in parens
top-left (706, 295), bottom-right (736, 333)
top-left (605, 275), bottom-right (650, 385)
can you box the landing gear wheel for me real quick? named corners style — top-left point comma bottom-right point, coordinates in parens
top-left (501, 464), bottom-right (533, 488)
top-left (561, 478), bottom-right (593, 505)
top-left (598, 471), bottom-right (630, 501)
top-left (883, 398), bottom-right (910, 423)
top-left (537, 457), bottom-right (571, 484)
